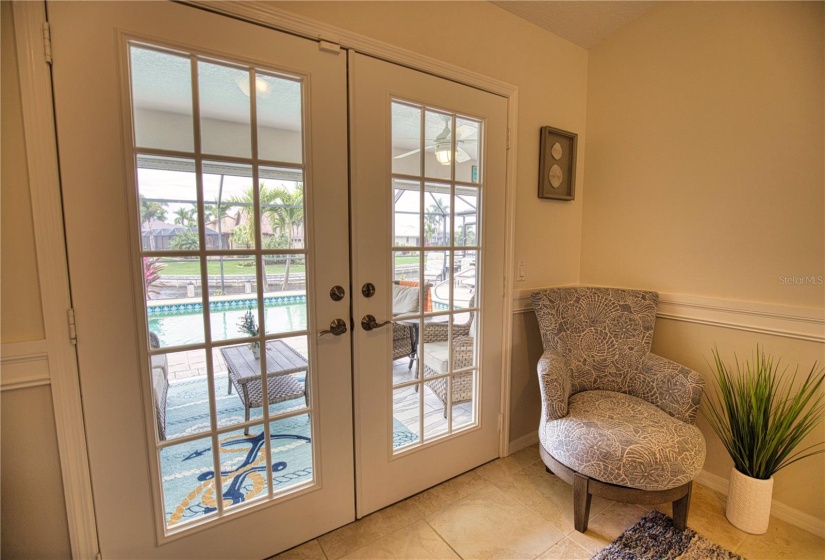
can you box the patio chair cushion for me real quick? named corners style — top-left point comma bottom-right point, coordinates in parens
top-left (392, 284), bottom-right (419, 315)
top-left (423, 341), bottom-right (450, 373)
top-left (539, 390), bottom-right (706, 492)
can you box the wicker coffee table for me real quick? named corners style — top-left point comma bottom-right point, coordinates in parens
top-left (220, 340), bottom-right (307, 433)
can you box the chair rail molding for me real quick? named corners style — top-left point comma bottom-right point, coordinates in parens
top-left (513, 287), bottom-right (825, 343)
top-left (1, 340), bottom-right (50, 391)
top-left (12, 2), bottom-right (100, 558)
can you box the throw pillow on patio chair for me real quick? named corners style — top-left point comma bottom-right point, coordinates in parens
top-left (531, 287), bottom-right (706, 533)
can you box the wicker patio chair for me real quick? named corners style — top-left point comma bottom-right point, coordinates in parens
top-left (391, 281), bottom-right (432, 367)
top-left (532, 287), bottom-right (706, 532)
top-left (422, 336), bottom-right (474, 415)
top-left (148, 332), bottom-right (169, 441)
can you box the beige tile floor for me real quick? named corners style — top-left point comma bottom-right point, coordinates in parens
top-left (272, 445), bottom-right (825, 560)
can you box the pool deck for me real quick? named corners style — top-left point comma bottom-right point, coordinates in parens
top-left (165, 348), bottom-right (471, 437)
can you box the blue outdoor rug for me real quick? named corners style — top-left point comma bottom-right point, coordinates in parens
top-left (161, 374), bottom-right (417, 527)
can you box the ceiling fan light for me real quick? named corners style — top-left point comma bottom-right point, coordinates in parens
top-left (236, 76), bottom-right (271, 98)
top-left (435, 143), bottom-right (452, 165)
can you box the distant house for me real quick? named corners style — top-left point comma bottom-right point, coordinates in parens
top-left (141, 220), bottom-right (222, 250)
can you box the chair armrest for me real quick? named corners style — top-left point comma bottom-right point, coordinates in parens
top-left (634, 353), bottom-right (705, 424)
top-left (451, 336), bottom-right (474, 369)
top-left (538, 351), bottom-right (572, 421)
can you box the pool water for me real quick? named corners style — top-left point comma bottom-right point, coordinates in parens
top-left (149, 303), bottom-right (308, 348)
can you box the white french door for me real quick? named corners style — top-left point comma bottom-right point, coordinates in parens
top-left (350, 53), bottom-right (508, 516)
top-left (50, 2), bottom-right (509, 556)
top-left (50, 2), bottom-right (353, 557)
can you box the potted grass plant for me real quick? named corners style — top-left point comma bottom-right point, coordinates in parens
top-left (701, 346), bottom-right (825, 534)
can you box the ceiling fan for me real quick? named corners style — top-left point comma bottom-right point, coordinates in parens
top-left (393, 119), bottom-right (477, 165)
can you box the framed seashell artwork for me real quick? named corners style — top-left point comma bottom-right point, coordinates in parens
top-left (538, 125), bottom-right (577, 200)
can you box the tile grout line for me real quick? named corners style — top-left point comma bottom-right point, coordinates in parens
top-left (423, 518), bottom-right (467, 559)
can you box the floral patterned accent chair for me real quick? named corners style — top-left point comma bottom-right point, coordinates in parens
top-left (531, 287), bottom-right (706, 532)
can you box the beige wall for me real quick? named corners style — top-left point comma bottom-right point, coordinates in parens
top-left (1, 385), bottom-right (73, 559)
top-left (1, 0), bottom-right (44, 343)
top-left (1, 3), bottom-right (72, 558)
top-left (273, 1), bottom-right (590, 289)
top-left (581, 1), bottom-right (825, 521)
top-left (581, 2), bottom-right (824, 307)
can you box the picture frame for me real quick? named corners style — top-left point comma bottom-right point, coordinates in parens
top-left (538, 126), bottom-right (577, 200)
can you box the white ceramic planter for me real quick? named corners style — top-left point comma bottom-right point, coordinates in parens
top-left (726, 467), bottom-right (773, 534)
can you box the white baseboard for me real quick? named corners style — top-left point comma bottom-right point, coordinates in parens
top-left (508, 432), bottom-right (539, 455)
top-left (696, 470), bottom-right (825, 539)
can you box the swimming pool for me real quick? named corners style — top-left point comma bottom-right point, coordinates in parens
top-left (149, 297), bottom-right (307, 348)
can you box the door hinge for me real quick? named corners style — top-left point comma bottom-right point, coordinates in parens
top-left (497, 413), bottom-right (503, 433)
top-left (42, 21), bottom-right (53, 65)
top-left (67, 308), bottom-right (77, 345)
top-left (319, 40), bottom-right (341, 54)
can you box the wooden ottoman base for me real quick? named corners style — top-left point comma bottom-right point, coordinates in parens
top-left (539, 444), bottom-right (693, 533)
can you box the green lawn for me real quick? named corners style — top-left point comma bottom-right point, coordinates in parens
top-left (159, 255), bottom-right (420, 276)
top-left (160, 259), bottom-right (305, 276)
top-left (160, 256), bottom-right (419, 276)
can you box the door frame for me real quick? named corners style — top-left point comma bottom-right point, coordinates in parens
top-left (15, 1), bottom-right (519, 556)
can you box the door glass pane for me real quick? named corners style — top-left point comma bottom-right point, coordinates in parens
top-left (451, 370), bottom-right (476, 430)
top-left (257, 73), bottom-right (304, 164)
top-left (157, 349), bottom-right (212, 441)
top-left (455, 117), bottom-right (481, 184)
top-left (260, 168), bottom-right (304, 251)
top-left (137, 156), bottom-right (199, 252)
top-left (454, 186), bottom-right (478, 247)
top-left (393, 179), bottom-right (420, 248)
top-left (269, 413), bottom-right (314, 493)
top-left (390, 100), bottom-right (483, 454)
top-left (393, 386), bottom-right (421, 450)
top-left (262, 262), bottom-right (307, 335)
top-left (146, 257), bottom-right (205, 349)
top-left (424, 110), bottom-right (453, 180)
top-left (198, 61), bottom-right (252, 158)
top-left (423, 183), bottom-right (451, 247)
top-left (392, 102), bottom-right (421, 176)
top-left (205, 254), bottom-right (257, 343)
top-left (128, 42), bottom-right (315, 533)
top-left (130, 46), bottom-right (194, 152)
top-left (159, 436), bottom-right (218, 529)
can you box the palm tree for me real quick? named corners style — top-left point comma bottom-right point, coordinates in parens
top-left (139, 195), bottom-right (168, 250)
top-left (228, 185), bottom-right (274, 249)
top-left (424, 202), bottom-right (448, 245)
top-left (173, 207), bottom-right (197, 227)
top-left (229, 185), bottom-right (276, 291)
top-left (169, 229), bottom-right (199, 251)
top-left (266, 185), bottom-right (304, 290)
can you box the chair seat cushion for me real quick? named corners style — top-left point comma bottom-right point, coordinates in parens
top-left (423, 341), bottom-right (449, 374)
top-left (539, 390), bottom-right (705, 491)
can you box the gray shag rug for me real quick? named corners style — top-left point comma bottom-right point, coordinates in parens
top-left (592, 510), bottom-right (744, 560)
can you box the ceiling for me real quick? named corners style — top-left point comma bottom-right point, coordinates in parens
top-left (491, 1), bottom-right (660, 50)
